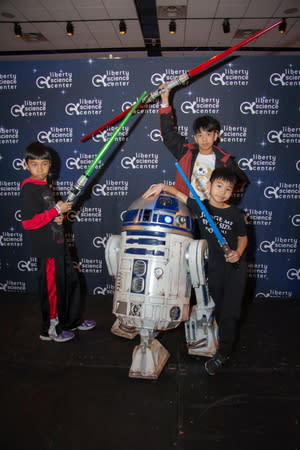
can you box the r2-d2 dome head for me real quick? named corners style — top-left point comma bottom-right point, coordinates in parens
top-left (122, 192), bottom-right (194, 237)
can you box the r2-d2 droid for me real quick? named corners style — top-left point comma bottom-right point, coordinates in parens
top-left (105, 193), bottom-right (218, 379)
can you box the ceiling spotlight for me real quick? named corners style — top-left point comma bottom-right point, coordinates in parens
top-left (14, 22), bottom-right (22, 38)
top-left (66, 21), bottom-right (74, 36)
top-left (119, 20), bottom-right (127, 35)
top-left (222, 18), bottom-right (230, 34)
top-left (169, 20), bottom-right (176, 34)
top-left (278, 18), bottom-right (287, 34)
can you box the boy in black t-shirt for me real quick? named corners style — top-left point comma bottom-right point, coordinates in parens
top-left (20, 142), bottom-right (96, 342)
top-left (142, 168), bottom-right (248, 375)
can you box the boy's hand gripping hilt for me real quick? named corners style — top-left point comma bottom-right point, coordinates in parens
top-left (144, 73), bottom-right (190, 104)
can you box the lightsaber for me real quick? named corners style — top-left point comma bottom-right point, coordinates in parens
top-left (66, 91), bottom-right (148, 202)
top-left (80, 19), bottom-right (283, 143)
top-left (175, 162), bottom-right (234, 261)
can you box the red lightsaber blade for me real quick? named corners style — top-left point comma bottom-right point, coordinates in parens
top-left (187, 19), bottom-right (283, 77)
top-left (80, 19), bottom-right (283, 143)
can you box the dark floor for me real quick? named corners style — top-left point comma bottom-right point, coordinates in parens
top-left (1, 293), bottom-right (300, 450)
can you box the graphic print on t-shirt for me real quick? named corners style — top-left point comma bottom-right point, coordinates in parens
top-left (201, 212), bottom-right (234, 237)
top-left (191, 153), bottom-right (216, 200)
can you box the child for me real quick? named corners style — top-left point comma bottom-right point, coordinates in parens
top-left (20, 142), bottom-right (96, 342)
top-left (159, 84), bottom-right (249, 199)
top-left (142, 167), bottom-right (248, 375)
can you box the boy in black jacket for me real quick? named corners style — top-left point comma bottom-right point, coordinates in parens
top-left (20, 142), bottom-right (95, 342)
top-left (159, 84), bottom-right (249, 199)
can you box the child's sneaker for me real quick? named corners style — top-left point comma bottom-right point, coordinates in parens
top-left (204, 353), bottom-right (226, 375)
top-left (75, 320), bottom-right (96, 331)
top-left (39, 333), bottom-right (52, 341)
top-left (49, 329), bottom-right (75, 343)
top-left (40, 330), bottom-right (74, 342)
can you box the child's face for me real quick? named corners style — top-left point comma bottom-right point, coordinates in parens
top-left (209, 177), bottom-right (234, 206)
top-left (25, 158), bottom-right (51, 181)
top-left (194, 128), bottom-right (219, 154)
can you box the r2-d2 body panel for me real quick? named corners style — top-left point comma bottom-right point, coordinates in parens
top-left (111, 194), bottom-right (194, 332)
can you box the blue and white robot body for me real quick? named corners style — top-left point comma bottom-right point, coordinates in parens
top-left (107, 194), bottom-right (195, 331)
top-left (105, 193), bottom-right (218, 378)
top-left (114, 230), bottom-right (192, 329)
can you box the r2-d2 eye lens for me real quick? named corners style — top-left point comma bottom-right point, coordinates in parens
top-left (164, 215), bottom-right (172, 224)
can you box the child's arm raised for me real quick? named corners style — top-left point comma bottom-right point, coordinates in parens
top-left (142, 183), bottom-right (188, 204)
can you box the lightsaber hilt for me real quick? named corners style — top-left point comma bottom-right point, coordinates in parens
top-left (66, 91), bottom-right (148, 202)
top-left (66, 174), bottom-right (89, 202)
top-left (145, 72), bottom-right (190, 104)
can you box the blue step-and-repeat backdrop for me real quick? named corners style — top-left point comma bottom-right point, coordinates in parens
top-left (0, 55), bottom-right (299, 299)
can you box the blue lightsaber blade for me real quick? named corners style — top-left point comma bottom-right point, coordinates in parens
top-left (175, 162), bottom-right (231, 255)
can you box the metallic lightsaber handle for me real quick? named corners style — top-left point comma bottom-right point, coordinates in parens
top-left (145, 72), bottom-right (190, 104)
top-left (66, 175), bottom-right (89, 202)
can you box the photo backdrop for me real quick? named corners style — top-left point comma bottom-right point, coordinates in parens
top-left (0, 55), bottom-right (299, 299)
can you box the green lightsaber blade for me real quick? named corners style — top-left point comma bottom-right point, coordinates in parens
top-left (66, 91), bottom-right (148, 202)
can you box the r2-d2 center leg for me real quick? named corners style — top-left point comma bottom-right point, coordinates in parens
top-left (185, 239), bottom-right (219, 357)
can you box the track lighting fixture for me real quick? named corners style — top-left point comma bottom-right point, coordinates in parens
top-left (169, 20), bottom-right (176, 34)
top-left (66, 21), bottom-right (74, 36)
top-left (278, 18), bottom-right (287, 34)
top-left (119, 20), bottom-right (127, 35)
top-left (9, 17), bottom-right (289, 42)
top-left (222, 18), bottom-right (230, 34)
top-left (14, 22), bottom-right (22, 38)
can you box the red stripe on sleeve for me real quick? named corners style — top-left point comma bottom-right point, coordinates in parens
top-left (21, 208), bottom-right (58, 230)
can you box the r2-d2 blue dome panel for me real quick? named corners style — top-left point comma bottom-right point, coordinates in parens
top-left (122, 194), bottom-right (194, 237)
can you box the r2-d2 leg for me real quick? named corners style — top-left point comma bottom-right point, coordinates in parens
top-left (128, 328), bottom-right (170, 380)
top-left (105, 234), bottom-right (138, 339)
top-left (185, 239), bottom-right (218, 357)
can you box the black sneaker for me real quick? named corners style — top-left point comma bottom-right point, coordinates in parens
top-left (204, 353), bottom-right (226, 375)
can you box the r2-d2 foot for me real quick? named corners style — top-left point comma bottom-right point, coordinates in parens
top-left (128, 329), bottom-right (170, 380)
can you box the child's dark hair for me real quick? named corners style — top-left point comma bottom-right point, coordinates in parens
top-left (210, 167), bottom-right (238, 186)
top-left (24, 141), bottom-right (52, 163)
top-left (193, 115), bottom-right (221, 134)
